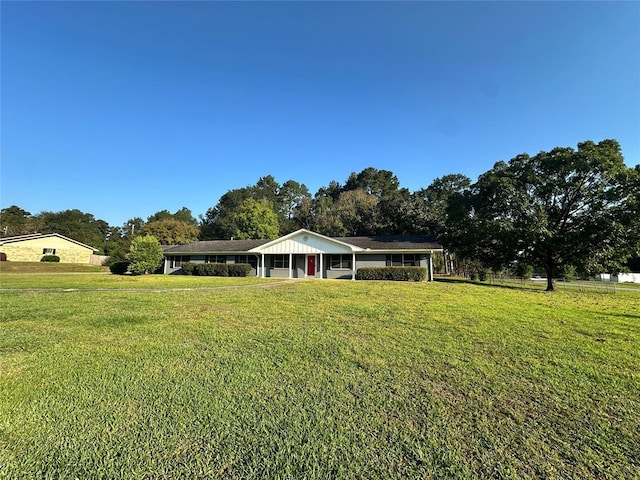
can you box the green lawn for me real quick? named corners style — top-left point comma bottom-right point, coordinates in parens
top-left (1, 275), bottom-right (638, 479)
top-left (0, 261), bottom-right (109, 274)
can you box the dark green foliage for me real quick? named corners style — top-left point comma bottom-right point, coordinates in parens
top-left (192, 263), bottom-right (251, 277)
top-left (228, 263), bottom-right (252, 277)
top-left (212, 263), bottom-right (229, 277)
top-left (35, 209), bottom-right (110, 254)
top-left (356, 266), bottom-right (426, 282)
top-left (109, 261), bottom-right (130, 274)
top-left (40, 255), bottom-right (60, 262)
top-left (181, 262), bottom-right (196, 275)
top-left (0, 205), bottom-right (34, 237)
top-left (444, 139), bottom-right (637, 291)
top-left (194, 263), bottom-right (215, 276)
top-left (514, 263), bottom-right (535, 279)
top-left (468, 267), bottom-right (490, 281)
top-left (194, 263), bottom-right (228, 276)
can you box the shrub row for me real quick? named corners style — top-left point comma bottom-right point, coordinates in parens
top-left (356, 266), bottom-right (426, 282)
top-left (182, 262), bottom-right (253, 277)
top-left (40, 255), bottom-right (60, 262)
top-left (181, 262), bottom-right (197, 275)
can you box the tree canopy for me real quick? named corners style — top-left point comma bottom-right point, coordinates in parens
top-left (232, 198), bottom-right (280, 240)
top-left (127, 235), bottom-right (164, 274)
top-left (141, 219), bottom-right (200, 245)
top-left (443, 139), bottom-right (638, 290)
top-left (0, 206), bottom-right (34, 236)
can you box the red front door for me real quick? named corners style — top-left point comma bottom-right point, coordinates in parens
top-left (307, 256), bottom-right (316, 276)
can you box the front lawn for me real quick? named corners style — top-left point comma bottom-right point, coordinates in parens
top-left (1, 278), bottom-right (638, 478)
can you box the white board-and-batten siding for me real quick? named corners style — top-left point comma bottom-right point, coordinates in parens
top-left (254, 234), bottom-right (356, 255)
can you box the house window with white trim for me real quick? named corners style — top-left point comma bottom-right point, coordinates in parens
top-left (272, 255), bottom-right (289, 269)
top-left (42, 248), bottom-right (56, 255)
top-left (386, 254), bottom-right (403, 266)
top-left (171, 256), bottom-right (190, 268)
top-left (386, 254), bottom-right (421, 266)
top-left (329, 254), bottom-right (352, 270)
top-left (403, 254), bottom-right (421, 266)
top-left (206, 255), bottom-right (226, 264)
top-left (235, 255), bottom-right (257, 268)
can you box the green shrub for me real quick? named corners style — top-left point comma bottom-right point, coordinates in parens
top-left (191, 263), bottom-right (251, 277)
top-left (181, 262), bottom-right (197, 275)
top-left (478, 269), bottom-right (489, 281)
top-left (109, 261), bottom-right (130, 275)
top-left (127, 235), bottom-right (163, 275)
top-left (356, 267), bottom-right (426, 282)
top-left (195, 263), bottom-right (229, 276)
top-left (194, 264), bottom-right (213, 276)
top-left (228, 263), bottom-right (252, 277)
top-left (192, 263), bottom-right (251, 277)
top-left (40, 255), bottom-right (60, 263)
top-left (212, 263), bottom-right (228, 277)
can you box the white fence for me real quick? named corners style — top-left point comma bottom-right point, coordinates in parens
top-left (596, 273), bottom-right (640, 284)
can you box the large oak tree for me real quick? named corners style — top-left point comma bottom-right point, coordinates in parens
top-left (444, 139), bottom-right (638, 291)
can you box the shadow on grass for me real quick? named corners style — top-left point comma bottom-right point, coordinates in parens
top-left (434, 276), bottom-right (549, 293)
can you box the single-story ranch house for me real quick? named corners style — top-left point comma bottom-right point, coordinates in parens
top-left (163, 229), bottom-right (442, 281)
top-left (0, 233), bottom-right (98, 263)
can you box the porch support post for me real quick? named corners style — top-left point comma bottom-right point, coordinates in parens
top-left (352, 252), bottom-right (356, 280)
top-left (428, 251), bottom-right (434, 282)
top-left (261, 253), bottom-right (265, 278)
top-left (289, 253), bottom-right (293, 279)
top-left (319, 253), bottom-right (323, 279)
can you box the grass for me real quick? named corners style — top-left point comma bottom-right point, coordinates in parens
top-left (0, 272), bottom-right (283, 290)
top-left (0, 261), bottom-right (109, 274)
top-left (1, 274), bottom-right (639, 479)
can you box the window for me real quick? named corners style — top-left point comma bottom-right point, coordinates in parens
top-left (42, 248), bottom-right (56, 255)
top-left (171, 256), bottom-right (190, 268)
top-left (386, 254), bottom-right (422, 267)
top-left (272, 255), bottom-right (289, 269)
top-left (329, 254), bottom-right (352, 270)
top-left (235, 255), bottom-right (257, 268)
top-left (386, 254), bottom-right (403, 266)
top-left (403, 254), bottom-right (421, 266)
top-left (206, 255), bottom-right (226, 264)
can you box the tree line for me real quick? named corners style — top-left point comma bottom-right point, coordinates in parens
top-left (2, 139), bottom-right (638, 290)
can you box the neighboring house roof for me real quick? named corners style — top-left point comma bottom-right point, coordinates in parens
top-left (0, 233), bottom-right (98, 251)
top-left (163, 229), bottom-right (442, 255)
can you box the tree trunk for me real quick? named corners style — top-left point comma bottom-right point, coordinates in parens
top-left (545, 264), bottom-right (556, 292)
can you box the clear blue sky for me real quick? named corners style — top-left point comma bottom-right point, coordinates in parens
top-left (2, 1), bottom-right (639, 228)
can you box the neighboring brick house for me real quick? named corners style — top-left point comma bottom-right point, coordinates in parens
top-left (0, 233), bottom-right (98, 263)
top-left (163, 229), bottom-right (442, 281)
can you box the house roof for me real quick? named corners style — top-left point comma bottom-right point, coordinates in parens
top-left (164, 239), bottom-right (270, 254)
top-left (333, 235), bottom-right (441, 251)
top-left (163, 230), bottom-right (441, 255)
top-left (0, 233), bottom-right (98, 251)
